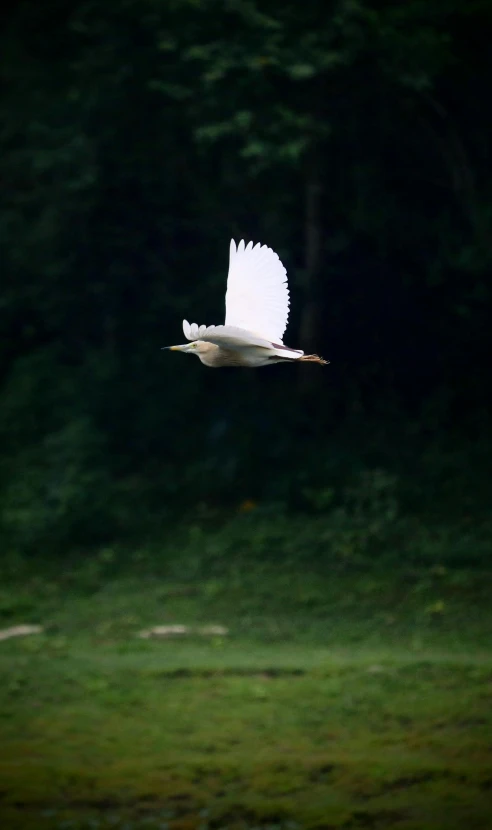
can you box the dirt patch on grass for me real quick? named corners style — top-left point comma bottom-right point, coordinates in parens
top-left (162, 667), bottom-right (306, 679)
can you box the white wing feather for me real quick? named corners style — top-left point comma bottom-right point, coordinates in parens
top-left (182, 321), bottom-right (274, 350)
top-left (224, 239), bottom-right (290, 343)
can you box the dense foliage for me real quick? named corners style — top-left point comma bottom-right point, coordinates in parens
top-left (1, 0), bottom-right (491, 548)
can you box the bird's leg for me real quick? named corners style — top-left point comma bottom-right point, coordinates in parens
top-left (298, 354), bottom-right (329, 365)
top-left (268, 353), bottom-right (329, 365)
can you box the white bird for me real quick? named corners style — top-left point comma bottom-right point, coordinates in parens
top-left (163, 239), bottom-right (328, 368)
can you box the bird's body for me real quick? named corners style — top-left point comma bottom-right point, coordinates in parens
top-left (164, 240), bottom-right (328, 368)
top-left (189, 340), bottom-right (319, 368)
top-left (191, 342), bottom-right (274, 368)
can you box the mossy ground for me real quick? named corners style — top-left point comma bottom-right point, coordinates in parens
top-left (1, 544), bottom-right (492, 829)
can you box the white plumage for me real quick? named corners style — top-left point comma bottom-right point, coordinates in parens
top-left (225, 239), bottom-right (290, 343)
top-left (182, 321), bottom-right (276, 350)
top-left (164, 239), bottom-right (327, 368)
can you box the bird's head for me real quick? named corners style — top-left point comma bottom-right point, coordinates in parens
top-left (162, 342), bottom-right (200, 355)
top-left (162, 340), bottom-right (221, 367)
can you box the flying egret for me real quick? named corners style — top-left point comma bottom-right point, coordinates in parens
top-left (163, 239), bottom-right (328, 368)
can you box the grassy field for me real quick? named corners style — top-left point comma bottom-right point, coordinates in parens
top-left (1, 535), bottom-right (492, 830)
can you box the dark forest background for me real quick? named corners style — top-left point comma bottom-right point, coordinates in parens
top-left (1, 0), bottom-right (491, 554)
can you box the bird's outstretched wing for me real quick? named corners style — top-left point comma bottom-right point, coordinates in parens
top-left (182, 321), bottom-right (275, 350)
top-left (224, 240), bottom-right (289, 343)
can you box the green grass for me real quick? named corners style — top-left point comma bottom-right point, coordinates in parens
top-left (1, 540), bottom-right (492, 830)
